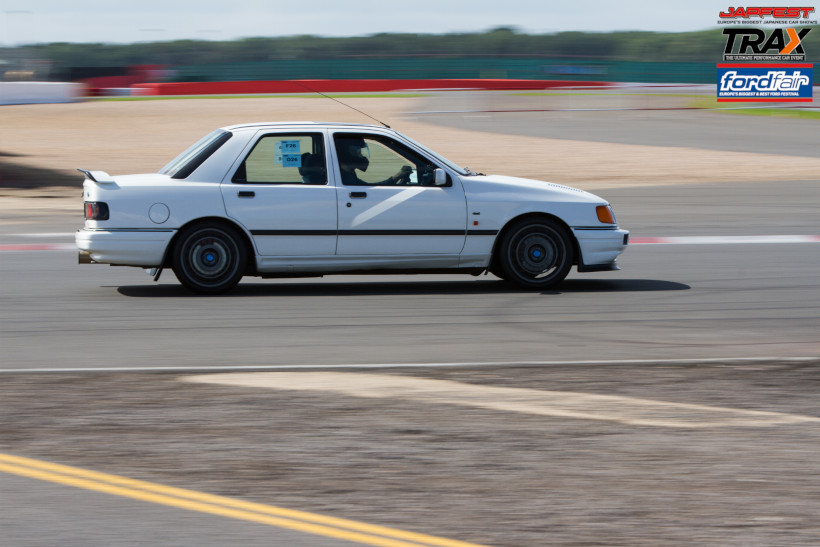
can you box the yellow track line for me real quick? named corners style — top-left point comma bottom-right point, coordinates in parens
top-left (0, 453), bottom-right (486, 547)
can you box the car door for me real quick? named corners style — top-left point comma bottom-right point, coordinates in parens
top-left (221, 130), bottom-right (337, 257)
top-left (332, 132), bottom-right (467, 256)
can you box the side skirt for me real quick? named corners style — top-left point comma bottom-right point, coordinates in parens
top-left (258, 268), bottom-right (486, 279)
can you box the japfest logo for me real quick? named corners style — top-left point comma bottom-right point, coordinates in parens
top-left (718, 6), bottom-right (816, 24)
top-left (716, 6), bottom-right (816, 101)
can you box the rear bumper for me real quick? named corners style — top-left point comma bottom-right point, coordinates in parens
top-left (76, 228), bottom-right (175, 267)
top-left (573, 228), bottom-right (629, 272)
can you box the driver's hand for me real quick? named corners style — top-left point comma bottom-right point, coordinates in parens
top-left (392, 165), bottom-right (413, 183)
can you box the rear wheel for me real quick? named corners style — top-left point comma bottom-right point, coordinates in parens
top-left (498, 218), bottom-right (574, 290)
top-left (172, 222), bottom-right (247, 294)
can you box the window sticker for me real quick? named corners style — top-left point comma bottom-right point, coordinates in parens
top-left (282, 154), bottom-right (302, 167)
top-left (274, 140), bottom-right (302, 166)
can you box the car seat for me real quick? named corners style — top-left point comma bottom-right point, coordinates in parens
top-left (299, 152), bottom-right (327, 185)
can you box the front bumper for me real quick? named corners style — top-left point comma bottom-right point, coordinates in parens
top-left (572, 228), bottom-right (629, 272)
top-left (76, 228), bottom-right (175, 267)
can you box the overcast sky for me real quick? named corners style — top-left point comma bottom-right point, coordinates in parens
top-left (0, 0), bottom-right (807, 46)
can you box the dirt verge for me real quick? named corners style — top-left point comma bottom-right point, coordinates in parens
top-left (2, 95), bottom-right (819, 199)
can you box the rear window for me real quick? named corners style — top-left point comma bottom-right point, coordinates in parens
top-left (160, 129), bottom-right (232, 179)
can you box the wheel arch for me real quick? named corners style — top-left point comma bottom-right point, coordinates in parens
top-left (489, 212), bottom-right (580, 274)
top-left (161, 216), bottom-right (256, 275)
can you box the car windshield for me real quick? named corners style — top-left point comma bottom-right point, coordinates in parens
top-left (159, 129), bottom-right (231, 178)
top-left (398, 134), bottom-right (470, 176)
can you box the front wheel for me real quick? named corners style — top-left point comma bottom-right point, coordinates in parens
top-left (171, 222), bottom-right (247, 294)
top-left (498, 218), bottom-right (574, 290)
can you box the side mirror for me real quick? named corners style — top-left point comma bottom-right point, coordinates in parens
top-left (434, 168), bottom-right (448, 186)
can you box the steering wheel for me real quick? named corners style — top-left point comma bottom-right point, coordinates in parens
top-left (396, 165), bottom-right (413, 185)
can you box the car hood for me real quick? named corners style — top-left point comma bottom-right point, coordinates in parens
top-left (462, 174), bottom-right (606, 204)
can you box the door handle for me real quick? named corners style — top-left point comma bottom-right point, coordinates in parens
top-left (237, 191), bottom-right (255, 198)
top-left (349, 192), bottom-right (367, 198)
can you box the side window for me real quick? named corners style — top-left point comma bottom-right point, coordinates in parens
top-left (334, 133), bottom-right (443, 187)
top-left (233, 133), bottom-right (327, 185)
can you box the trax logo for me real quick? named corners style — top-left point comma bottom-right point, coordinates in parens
top-left (716, 64), bottom-right (813, 101)
top-left (723, 28), bottom-right (811, 60)
top-left (719, 6), bottom-right (815, 18)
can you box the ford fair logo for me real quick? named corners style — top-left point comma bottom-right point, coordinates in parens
top-left (716, 63), bottom-right (814, 101)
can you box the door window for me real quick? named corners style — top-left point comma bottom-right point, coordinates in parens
top-left (334, 134), bottom-right (444, 187)
top-left (233, 133), bottom-right (327, 185)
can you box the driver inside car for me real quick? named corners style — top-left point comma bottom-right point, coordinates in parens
top-left (337, 137), bottom-right (412, 186)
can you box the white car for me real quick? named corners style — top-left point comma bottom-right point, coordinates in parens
top-left (76, 122), bottom-right (628, 293)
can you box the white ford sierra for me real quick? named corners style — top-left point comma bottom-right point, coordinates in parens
top-left (76, 122), bottom-right (628, 293)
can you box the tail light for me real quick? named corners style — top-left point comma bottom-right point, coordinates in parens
top-left (84, 202), bottom-right (109, 221)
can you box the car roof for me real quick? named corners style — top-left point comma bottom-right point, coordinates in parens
top-left (220, 121), bottom-right (390, 132)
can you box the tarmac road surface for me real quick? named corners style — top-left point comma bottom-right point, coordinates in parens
top-left (1, 180), bottom-right (819, 371)
top-left (411, 90), bottom-right (820, 157)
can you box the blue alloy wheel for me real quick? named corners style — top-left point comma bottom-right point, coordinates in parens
top-left (172, 222), bottom-right (247, 294)
top-left (498, 218), bottom-right (574, 290)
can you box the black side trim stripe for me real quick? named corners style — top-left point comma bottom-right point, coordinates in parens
top-left (340, 230), bottom-right (464, 236)
top-left (250, 229), bottom-right (500, 237)
top-left (83, 228), bottom-right (175, 233)
top-left (251, 230), bottom-right (337, 236)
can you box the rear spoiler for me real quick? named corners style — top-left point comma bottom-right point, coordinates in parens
top-left (77, 169), bottom-right (116, 185)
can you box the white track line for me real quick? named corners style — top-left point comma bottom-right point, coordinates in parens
top-left (18, 233), bottom-right (76, 238)
top-left (184, 372), bottom-right (820, 428)
top-left (631, 235), bottom-right (820, 244)
top-left (0, 357), bottom-right (816, 374)
top-left (0, 243), bottom-right (75, 251)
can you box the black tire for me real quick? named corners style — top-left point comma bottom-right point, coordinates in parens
top-left (171, 222), bottom-right (247, 294)
top-left (498, 218), bottom-right (574, 290)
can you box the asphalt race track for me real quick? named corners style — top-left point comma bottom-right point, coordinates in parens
top-left (1, 101), bottom-right (820, 546)
top-left (2, 180), bottom-right (819, 370)
top-left (411, 89), bottom-right (820, 157)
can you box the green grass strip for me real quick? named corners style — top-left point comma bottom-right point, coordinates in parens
top-left (688, 97), bottom-right (820, 119)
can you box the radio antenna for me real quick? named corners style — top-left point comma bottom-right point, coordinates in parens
top-left (290, 80), bottom-right (391, 129)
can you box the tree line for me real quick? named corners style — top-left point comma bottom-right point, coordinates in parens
top-left (20, 27), bottom-right (738, 69)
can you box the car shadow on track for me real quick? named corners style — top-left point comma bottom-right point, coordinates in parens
top-left (115, 278), bottom-right (690, 297)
